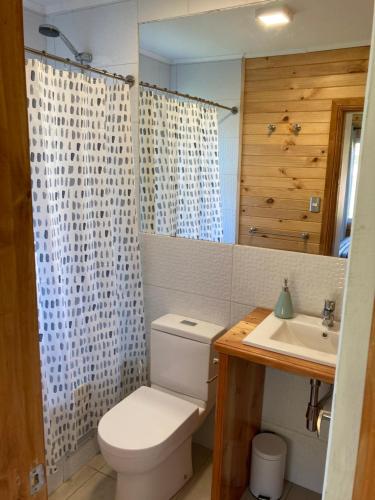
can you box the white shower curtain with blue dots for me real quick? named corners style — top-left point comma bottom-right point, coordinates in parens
top-left (139, 88), bottom-right (223, 242)
top-left (25, 59), bottom-right (147, 472)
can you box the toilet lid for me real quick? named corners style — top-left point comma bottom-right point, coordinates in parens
top-left (98, 386), bottom-right (199, 459)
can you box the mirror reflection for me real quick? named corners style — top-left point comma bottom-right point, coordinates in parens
top-left (138, 1), bottom-right (371, 256)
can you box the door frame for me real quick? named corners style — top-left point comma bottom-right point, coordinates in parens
top-left (320, 97), bottom-right (364, 256)
top-left (0, 2), bottom-right (47, 499)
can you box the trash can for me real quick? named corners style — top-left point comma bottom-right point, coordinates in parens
top-left (250, 432), bottom-right (287, 500)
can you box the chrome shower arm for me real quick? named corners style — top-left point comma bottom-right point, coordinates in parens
top-left (58, 30), bottom-right (80, 60)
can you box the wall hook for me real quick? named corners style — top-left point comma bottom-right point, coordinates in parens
top-left (291, 123), bottom-right (302, 135)
top-left (267, 123), bottom-right (277, 135)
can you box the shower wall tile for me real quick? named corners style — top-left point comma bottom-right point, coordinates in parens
top-left (143, 285), bottom-right (231, 333)
top-left (140, 234), bottom-right (233, 300)
top-left (231, 245), bottom-right (347, 318)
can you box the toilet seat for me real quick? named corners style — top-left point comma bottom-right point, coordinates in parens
top-left (98, 386), bottom-right (199, 473)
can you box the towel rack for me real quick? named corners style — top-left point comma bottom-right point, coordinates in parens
top-left (249, 226), bottom-right (310, 241)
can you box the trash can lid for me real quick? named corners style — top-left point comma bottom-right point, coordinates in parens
top-left (252, 433), bottom-right (287, 461)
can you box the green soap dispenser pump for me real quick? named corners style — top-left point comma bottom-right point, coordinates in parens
top-left (274, 278), bottom-right (294, 319)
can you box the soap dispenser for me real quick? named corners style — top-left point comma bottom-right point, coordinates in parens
top-left (274, 278), bottom-right (294, 319)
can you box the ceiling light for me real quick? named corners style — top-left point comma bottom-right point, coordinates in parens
top-left (256, 5), bottom-right (293, 27)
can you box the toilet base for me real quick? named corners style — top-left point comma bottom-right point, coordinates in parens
top-left (115, 437), bottom-right (193, 500)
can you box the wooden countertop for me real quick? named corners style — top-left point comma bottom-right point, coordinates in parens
top-left (215, 307), bottom-right (335, 384)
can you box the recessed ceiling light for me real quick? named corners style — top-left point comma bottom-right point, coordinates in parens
top-left (256, 5), bottom-right (293, 27)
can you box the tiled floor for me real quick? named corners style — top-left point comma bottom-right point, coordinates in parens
top-left (49, 444), bottom-right (321, 500)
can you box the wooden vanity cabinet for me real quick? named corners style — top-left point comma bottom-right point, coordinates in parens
top-left (211, 308), bottom-right (335, 500)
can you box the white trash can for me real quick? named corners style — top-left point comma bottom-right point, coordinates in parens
top-left (250, 433), bottom-right (287, 500)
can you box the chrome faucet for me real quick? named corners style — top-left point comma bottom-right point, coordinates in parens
top-left (322, 300), bottom-right (335, 327)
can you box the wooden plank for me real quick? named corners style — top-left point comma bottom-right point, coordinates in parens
top-left (245, 85), bottom-right (366, 103)
top-left (248, 72), bottom-right (367, 91)
top-left (0, 1), bottom-right (47, 499)
top-left (240, 185), bottom-right (324, 200)
top-left (244, 101), bottom-right (333, 113)
top-left (238, 234), bottom-right (320, 254)
top-left (240, 205), bottom-right (322, 222)
top-left (242, 134), bottom-right (329, 146)
top-left (246, 59), bottom-right (369, 81)
top-left (352, 302), bottom-right (375, 500)
top-left (241, 155), bottom-right (327, 168)
top-left (211, 353), bottom-right (265, 500)
top-left (214, 308), bottom-right (335, 383)
top-left (240, 48), bottom-right (369, 255)
top-left (240, 195), bottom-right (313, 210)
top-left (242, 144), bottom-right (328, 157)
top-left (243, 111), bottom-right (332, 123)
top-left (241, 176), bottom-right (325, 190)
top-left (242, 166), bottom-right (326, 179)
top-left (245, 46), bottom-right (370, 69)
top-left (243, 122), bottom-right (330, 135)
top-left (240, 215), bottom-right (321, 233)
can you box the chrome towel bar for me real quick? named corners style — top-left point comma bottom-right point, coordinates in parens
top-left (249, 226), bottom-right (310, 241)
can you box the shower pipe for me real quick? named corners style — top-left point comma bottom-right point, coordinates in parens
top-left (25, 46), bottom-right (135, 86)
top-left (140, 81), bottom-right (239, 114)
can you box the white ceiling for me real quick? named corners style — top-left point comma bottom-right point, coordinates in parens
top-left (140, 0), bottom-right (373, 63)
top-left (23, 0), bottom-right (119, 15)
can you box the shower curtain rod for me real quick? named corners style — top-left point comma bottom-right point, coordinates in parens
top-left (140, 81), bottom-right (238, 114)
top-left (25, 46), bottom-right (135, 86)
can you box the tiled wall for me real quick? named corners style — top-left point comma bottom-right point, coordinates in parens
top-left (140, 233), bottom-right (347, 493)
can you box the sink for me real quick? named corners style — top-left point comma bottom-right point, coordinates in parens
top-left (242, 313), bottom-right (339, 367)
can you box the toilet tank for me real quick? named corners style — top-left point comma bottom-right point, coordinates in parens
top-left (150, 315), bottom-right (225, 408)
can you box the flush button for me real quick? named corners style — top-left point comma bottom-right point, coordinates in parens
top-left (180, 320), bottom-right (197, 326)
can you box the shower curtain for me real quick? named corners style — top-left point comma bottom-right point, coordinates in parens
top-left (25, 59), bottom-right (146, 470)
top-left (139, 88), bottom-right (223, 242)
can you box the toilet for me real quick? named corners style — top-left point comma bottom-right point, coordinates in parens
top-left (98, 314), bottom-right (225, 500)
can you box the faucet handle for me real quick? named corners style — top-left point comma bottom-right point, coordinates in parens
top-left (324, 299), bottom-right (335, 312)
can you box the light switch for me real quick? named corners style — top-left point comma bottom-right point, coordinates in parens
top-left (309, 197), bottom-right (321, 213)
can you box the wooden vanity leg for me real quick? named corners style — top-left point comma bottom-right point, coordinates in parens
top-left (211, 354), bottom-right (265, 500)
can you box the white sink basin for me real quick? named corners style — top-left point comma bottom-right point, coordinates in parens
top-left (242, 313), bottom-right (339, 367)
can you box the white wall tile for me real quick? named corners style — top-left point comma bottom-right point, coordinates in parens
top-left (47, 1), bottom-right (139, 67)
top-left (220, 175), bottom-right (237, 210)
top-left (222, 209), bottom-right (236, 244)
top-left (260, 423), bottom-right (327, 494)
top-left (230, 301), bottom-right (256, 324)
top-left (231, 245), bottom-right (347, 318)
top-left (143, 284), bottom-right (231, 333)
top-left (23, 9), bottom-right (46, 50)
top-left (262, 368), bottom-right (331, 442)
top-left (140, 234), bottom-right (233, 300)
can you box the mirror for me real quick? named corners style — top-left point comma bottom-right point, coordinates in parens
top-left (138, 0), bottom-right (372, 256)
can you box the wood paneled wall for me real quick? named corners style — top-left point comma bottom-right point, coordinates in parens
top-left (239, 47), bottom-right (369, 253)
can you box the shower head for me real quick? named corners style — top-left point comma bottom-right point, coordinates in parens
top-left (39, 24), bottom-right (60, 37)
top-left (38, 24), bottom-right (93, 65)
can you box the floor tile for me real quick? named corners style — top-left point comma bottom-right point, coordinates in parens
top-left (173, 462), bottom-right (212, 500)
top-left (87, 454), bottom-right (116, 479)
top-left (49, 466), bottom-right (96, 500)
top-left (87, 454), bottom-right (106, 472)
top-left (241, 481), bottom-right (292, 500)
top-left (68, 471), bottom-right (116, 500)
top-left (287, 484), bottom-right (321, 500)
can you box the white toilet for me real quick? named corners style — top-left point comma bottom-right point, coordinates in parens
top-left (98, 314), bottom-right (224, 500)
